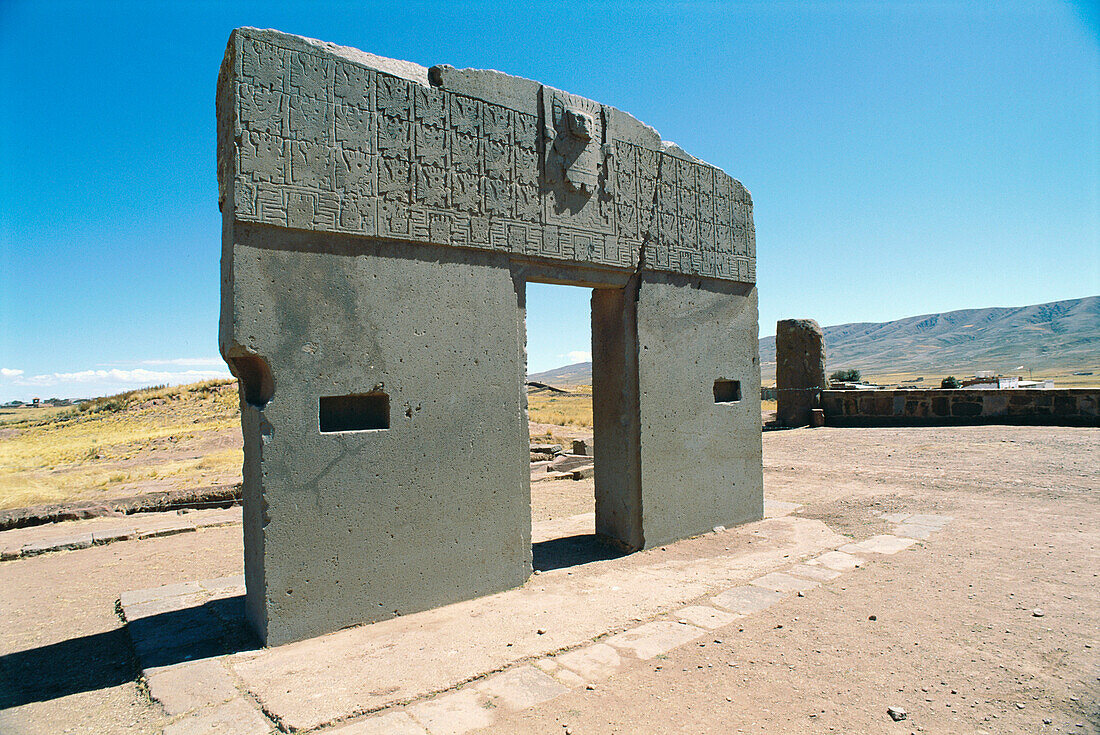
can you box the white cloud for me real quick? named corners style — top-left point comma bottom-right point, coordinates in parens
top-left (14, 367), bottom-right (231, 388)
top-left (564, 350), bottom-right (592, 364)
top-left (0, 368), bottom-right (24, 378)
top-left (140, 357), bottom-right (226, 367)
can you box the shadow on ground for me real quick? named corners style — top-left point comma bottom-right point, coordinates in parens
top-left (0, 596), bottom-right (258, 709)
top-left (532, 533), bottom-right (630, 572)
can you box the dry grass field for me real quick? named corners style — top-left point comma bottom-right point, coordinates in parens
top-left (0, 370), bottom-right (1088, 511)
top-left (0, 381), bottom-right (241, 510)
top-left (526, 386), bottom-right (593, 428)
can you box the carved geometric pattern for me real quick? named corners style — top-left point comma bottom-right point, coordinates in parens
top-left (228, 33), bottom-right (754, 282)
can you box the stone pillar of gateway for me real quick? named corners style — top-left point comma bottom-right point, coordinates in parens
top-left (217, 28), bottom-right (763, 646)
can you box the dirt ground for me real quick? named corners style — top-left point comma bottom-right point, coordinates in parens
top-left (0, 424), bottom-right (1097, 734)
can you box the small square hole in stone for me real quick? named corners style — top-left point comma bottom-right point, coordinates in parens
top-left (713, 379), bottom-right (741, 403)
top-left (320, 393), bottom-right (390, 432)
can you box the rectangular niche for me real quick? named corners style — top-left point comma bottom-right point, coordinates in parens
top-left (320, 393), bottom-right (390, 432)
top-left (713, 379), bottom-right (741, 403)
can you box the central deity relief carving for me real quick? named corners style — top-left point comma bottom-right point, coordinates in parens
top-left (544, 91), bottom-right (603, 195)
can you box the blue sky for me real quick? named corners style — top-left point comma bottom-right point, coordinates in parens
top-left (1, 1), bottom-right (1097, 400)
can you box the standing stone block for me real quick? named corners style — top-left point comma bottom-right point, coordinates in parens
top-left (775, 318), bottom-right (826, 427)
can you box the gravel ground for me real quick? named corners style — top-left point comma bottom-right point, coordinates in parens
top-left (0, 424), bottom-right (1096, 734)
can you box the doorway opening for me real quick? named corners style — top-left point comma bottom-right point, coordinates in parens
top-left (524, 281), bottom-right (627, 571)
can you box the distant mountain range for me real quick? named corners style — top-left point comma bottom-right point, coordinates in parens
top-left (528, 296), bottom-right (1100, 385)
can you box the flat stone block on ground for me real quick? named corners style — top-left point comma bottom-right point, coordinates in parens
top-left (125, 592), bottom-right (209, 621)
top-left (137, 521), bottom-right (196, 540)
top-left (407, 690), bottom-right (494, 735)
top-left (674, 605), bottom-right (741, 630)
top-left (811, 550), bottom-right (864, 571)
top-left (553, 643), bottom-right (624, 681)
top-left (905, 514), bottom-right (953, 528)
top-left (839, 535), bottom-right (918, 555)
top-left (711, 585), bottom-right (786, 615)
top-left (892, 523), bottom-right (937, 540)
top-left (763, 500), bottom-right (803, 518)
top-left (330, 711), bottom-right (429, 735)
top-left (146, 658), bottom-right (240, 716)
top-left (750, 571), bottom-right (821, 594)
top-left (161, 696), bottom-right (271, 735)
top-left (787, 563), bottom-right (842, 582)
top-left (21, 532), bottom-right (93, 556)
top-left (475, 665), bottom-right (569, 710)
top-left (92, 527), bottom-right (137, 544)
top-left (120, 581), bottom-right (204, 608)
top-left (606, 621), bottom-right (706, 659)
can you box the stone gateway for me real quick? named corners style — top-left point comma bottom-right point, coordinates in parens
top-left (218, 28), bottom-right (763, 646)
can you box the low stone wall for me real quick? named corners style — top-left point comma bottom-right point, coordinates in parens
top-left (821, 389), bottom-right (1099, 426)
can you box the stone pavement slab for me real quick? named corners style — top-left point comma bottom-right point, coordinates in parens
top-left (330, 711), bottom-right (429, 735)
top-left (553, 643), bottom-right (624, 681)
top-left (750, 571), bottom-right (822, 593)
top-left (146, 658), bottom-right (240, 716)
top-left (787, 563), bottom-right (842, 582)
top-left (21, 532), bottom-right (93, 556)
top-left (811, 550), bottom-right (864, 571)
top-left (839, 534), bottom-right (918, 555)
top-left (892, 523), bottom-right (938, 540)
top-left (763, 500), bottom-right (803, 517)
top-left (92, 526), bottom-right (137, 544)
top-left (605, 621), bottom-right (706, 659)
top-left (674, 605), bottom-right (741, 630)
top-left (407, 690), bottom-right (494, 735)
top-left (905, 514), bottom-right (953, 528)
top-left (161, 696), bottom-right (271, 735)
top-left (137, 519), bottom-right (197, 539)
top-left (711, 585), bottom-right (786, 614)
top-left (475, 665), bottom-right (570, 710)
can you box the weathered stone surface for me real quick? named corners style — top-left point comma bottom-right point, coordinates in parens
top-left (775, 318), bottom-right (826, 427)
top-left (710, 585), bottom-right (785, 614)
top-left (136, 520), bottom-right (196, 540)
top-left (330, 711), bottom-right (429, 735)
top-left (811, 550), bottom-right (863, 571)
top-left (674, 605), bottom-right (741, 630)
top-left (218, 27), bottom-right (762, 646)
top-left (161, 697), bottom-right (271, 735)
top-left (838, 535), bottom-right (918, 555)
top-left (475, 665), bottom-right (569, 709)
top-left (407, 690), bottom-right (494, 735)
top-left (21, 533), bottom-right (93, 557)
top-left (605, 620), bottom-right (706, 659)
top-left (750, 571), bottom-right (821, 594)
top-left (892, 523), bottom-right (937, 540)
top-left (218, 28), bottom-right (755, 283)
top-left (787, 563), bottom-right (842, 582)
top-left (553, 642), bottom-right (624, 681)
top-left (821, 388), bottom-right (1099, 426)
top-left (91, 526), bottom-right (137, 545)
top-left (146, 659), bottom-right (240, 716)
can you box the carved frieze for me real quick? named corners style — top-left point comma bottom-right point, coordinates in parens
top-left (219, 28), bottom-right (755, 282)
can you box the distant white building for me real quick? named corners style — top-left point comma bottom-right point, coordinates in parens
top-left (963, 376), bottom-right (1019, 389)
top-left (1017, 379), bottom-right (1054, 389)
top-left (961, 375), bottom-right (1053, 389)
